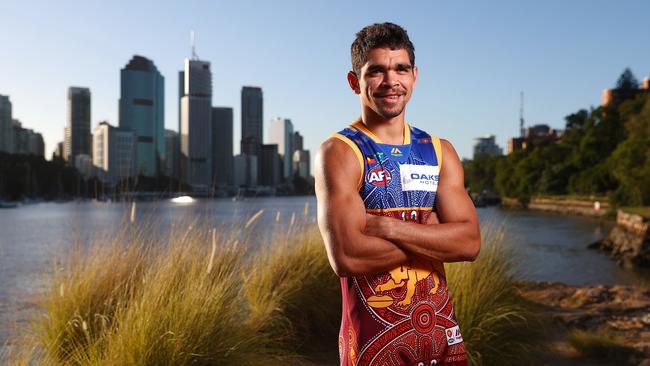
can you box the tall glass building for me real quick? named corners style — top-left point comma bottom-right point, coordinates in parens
top-left (119, 55), bottom-right (164, 177)
top-left (241, 86), bottom-right (263, 157)
top-left (180, 59), bottom-right (212, 190)
top-left (65, 87), bottom-right (91, 165)
top-left (0, 95), bottom-right (12, 153)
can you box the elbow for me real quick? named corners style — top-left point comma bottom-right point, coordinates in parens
top-left (329, 250), bottom-right (354, 277)
top-left (463, 231), bottom-right (481, 262)
top-left (330, 252), bottom-right (370, 277)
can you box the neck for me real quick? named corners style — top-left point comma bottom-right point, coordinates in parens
top-left (359, 108), bottom-right (406, 145)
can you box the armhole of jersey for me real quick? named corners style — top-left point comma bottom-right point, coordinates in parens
top-left (430, 135), bottom-right (443, 168)
top-left (330, 133), bottom-right (364, 191)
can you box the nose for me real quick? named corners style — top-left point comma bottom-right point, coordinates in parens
top-left (383, 72), bottom-right (400, 88)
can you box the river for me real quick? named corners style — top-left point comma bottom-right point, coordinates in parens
top-left (1, 197), bottom-right (648, 347)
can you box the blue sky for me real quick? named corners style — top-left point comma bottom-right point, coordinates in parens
top-left (1, 0), bottom-right (649, 163)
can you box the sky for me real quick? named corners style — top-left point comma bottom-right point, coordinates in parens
top-left (1, 0), bottom-right (649, 164)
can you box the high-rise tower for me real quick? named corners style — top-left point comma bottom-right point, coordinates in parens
top-left (180, 58), bottom-right (213, 190)
top-left (241, 86), bottom-right (263, 157)
top-left (212, 107), bottom-right (233, 187)
top-left (65, 87), bottom-right (91, 165)
top-left (119, 55), bottom-right (165, 177)
top-left (0, 95), bottom-right (12, 153)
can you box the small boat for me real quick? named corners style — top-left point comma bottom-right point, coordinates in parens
top-left (0, 201), bottom-right (18, 209)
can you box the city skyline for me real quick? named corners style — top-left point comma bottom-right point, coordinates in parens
top-left (1, 0), bottom-right (650, 163)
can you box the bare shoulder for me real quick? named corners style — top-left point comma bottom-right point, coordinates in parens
top-left (438, 139), bottom-right (464, 184)
top-left (440, 139), bottom-right (459, 159)
top-left (315, 136), bottom-right (363, 191)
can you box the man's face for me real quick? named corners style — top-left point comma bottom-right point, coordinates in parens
top-left (350, 47), bottom-right (417, 120)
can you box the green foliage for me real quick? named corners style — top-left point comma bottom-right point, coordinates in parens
top-left (463, 155), bottom-right (501, 194)
top-left (466, 69), bottom-right (650, 206)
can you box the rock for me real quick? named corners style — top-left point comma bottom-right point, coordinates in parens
top-left (590, 210), bottom-right (650, 268)
top-left (519, 281), bottom-right (650, 356)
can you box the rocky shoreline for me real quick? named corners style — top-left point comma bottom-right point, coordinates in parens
top-left (518, 281), bottom-right (650, 365)
top-left (590, 210), bottom-right (650, 268)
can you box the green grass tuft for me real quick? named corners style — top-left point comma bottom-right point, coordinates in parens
top-left (446, 224), bottom-right (546, 366)
top-left (4, 210), bottom-right (544, 366)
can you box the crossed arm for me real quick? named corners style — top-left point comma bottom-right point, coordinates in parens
top-left (315, 137), bottom-right (480, 277)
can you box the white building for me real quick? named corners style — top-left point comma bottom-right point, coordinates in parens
top-left (93, 121), bottom-right (136, 184)
top-left (180, 59), bottom-right (212, 191)
top-left (293, 149), bottom-right (311, 179)
top-left (473, 134), bottom-right (503, 158)
top-left (268, 117), bottom-right (294, 180)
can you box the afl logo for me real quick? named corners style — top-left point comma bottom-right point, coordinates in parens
top-left (366, 168), bottom-right (392, 186)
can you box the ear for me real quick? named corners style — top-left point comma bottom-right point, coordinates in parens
top-left (347, 71), bottom-right (360, 94)
top-left (412, 65), bottom-right (418, 89)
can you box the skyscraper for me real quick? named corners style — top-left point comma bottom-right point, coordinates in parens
top-left (241, 86), bottom-right (263, 157)
top-left (260, 144), bottom-right (281, 187)
top-left (180, 59), bottom-right (212, 190)
top-left (93, 121), bottom-right (136, 184)
top-left (212, 107), bottom-right (233, 187)
top-left (293, 131), bottom-right (304, 153)
top-left (0, 95), bottom-right (12, 153)
top-left (119, 55), bottom-right (165, 177)
top-left (65, 87), bottom-right (91, 166)
top-left (268, 117), bottom-right (294, 180)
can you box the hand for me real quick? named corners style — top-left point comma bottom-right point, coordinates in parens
top-left (425, 211), bottom-right (440, 225)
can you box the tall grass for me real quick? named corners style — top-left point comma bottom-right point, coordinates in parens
top-left (447, 224), bottom-right (545, 365)
top-left (5, 210), bottom-right (542, 366)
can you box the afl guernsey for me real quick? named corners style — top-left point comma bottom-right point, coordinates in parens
top-left (331, 121), bottom-right (467, 366)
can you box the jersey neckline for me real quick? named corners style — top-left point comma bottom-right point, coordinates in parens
top-left (351, 120), bottom-right (411, 146)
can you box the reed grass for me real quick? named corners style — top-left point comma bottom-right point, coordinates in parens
top-left (446, 224), bottom-right (545, 366)
top-left (5, 209), bottom-right (542, 366)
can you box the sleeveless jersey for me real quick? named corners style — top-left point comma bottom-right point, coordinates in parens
top-left (331, 121), bottom-right (467, 366)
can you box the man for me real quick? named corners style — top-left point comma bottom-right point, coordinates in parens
top-left (315, 23), bottom-right (480, 366)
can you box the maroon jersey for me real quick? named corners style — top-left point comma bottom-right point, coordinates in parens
top-left (332, 122), bottom-right (468, 366)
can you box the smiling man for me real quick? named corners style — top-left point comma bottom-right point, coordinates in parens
top-left (315, 23), bottom-right (480, 366)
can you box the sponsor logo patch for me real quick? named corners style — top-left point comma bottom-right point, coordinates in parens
top-left (445, 325), bottom-right (463, 346)
top-left (366, 167), bottom-right (392, 186)
top-left (399, 164), bottom-right (439, 192)
top-left (390, 147), bottom-right (403, 156)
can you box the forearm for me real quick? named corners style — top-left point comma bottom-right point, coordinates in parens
top-left (371, 217), bottom-right (480, 262)
top-left (322, 226), bottom-right (409, 276)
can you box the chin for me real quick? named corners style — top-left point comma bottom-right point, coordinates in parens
top-left (377, 107), bottom-right (405, 119)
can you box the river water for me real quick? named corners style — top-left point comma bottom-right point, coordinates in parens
top-left (1, 197), bottom-right (648, 347)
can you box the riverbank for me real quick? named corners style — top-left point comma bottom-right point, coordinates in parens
top-left (501, 196), bottom-right (611, 218)
top-left (518, 281), bottom-right (650, 365)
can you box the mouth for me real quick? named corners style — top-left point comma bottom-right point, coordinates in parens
top-left (376, 93), bottom-right (403, 103)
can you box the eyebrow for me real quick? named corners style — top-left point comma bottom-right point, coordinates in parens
top-left (366, 63), bottom-right (413, 73)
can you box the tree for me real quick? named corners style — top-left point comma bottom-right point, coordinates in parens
top-left (616, 68), bottom-right (639, 90)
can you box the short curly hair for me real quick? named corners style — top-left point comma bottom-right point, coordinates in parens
top-left (351, 22), bottom-right (415, 75)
